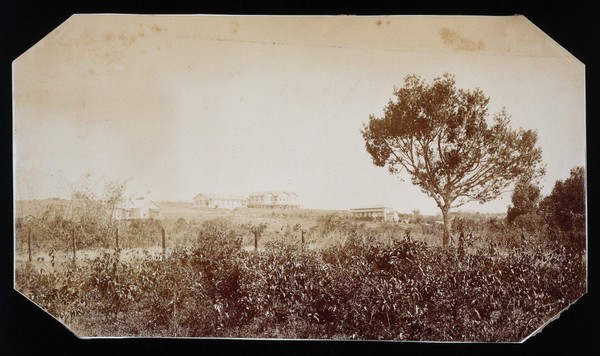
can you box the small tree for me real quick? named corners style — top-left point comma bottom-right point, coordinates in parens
top-left (411, 209), bottom-right (422, 224)
top-left (362, 74), bottom-right (545, 247)
top-left (70, 175), bottom-right (127, 247)
top-left (506, 180), bottom-right (542, 224)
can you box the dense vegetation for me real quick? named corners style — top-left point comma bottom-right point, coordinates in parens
top-left (15, 214), bottom-right (585, 341)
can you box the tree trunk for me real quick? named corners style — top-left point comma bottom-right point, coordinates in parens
top-left (441, 206), bottom-right (451, 248)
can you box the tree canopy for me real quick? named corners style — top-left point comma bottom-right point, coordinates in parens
top-left (362, 74), bottom-right (545, 246)
top-left (506, 180), bottom-right (542, 224)
top-left (540, 166), bottom-right (586, 237)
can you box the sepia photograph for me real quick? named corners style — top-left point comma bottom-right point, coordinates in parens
top-left (11, 14), bottom-right (587, 342)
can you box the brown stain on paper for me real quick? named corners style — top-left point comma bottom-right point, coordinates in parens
top-left (151, 25), bottom-right (165, 33)
top-left (440, 27), bottom-right (485, 52)
top-left (375, 19), bottom-right (391, 28)
top-left (103, 30), bottom-right (147, 47)
top-left (229, 21), bottom-right (240, 34)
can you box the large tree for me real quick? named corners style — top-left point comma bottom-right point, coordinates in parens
top-left (362, 74), bottom-right (544, 247)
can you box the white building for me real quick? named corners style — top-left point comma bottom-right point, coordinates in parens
top-left (248, 191), bottom-right (299, 209)
top-left (192, 193), bottom-right (248, 210)
top-left (350, 206), bottom-right (399, 222)
top-left (113, 197), bottom-right (163, 220)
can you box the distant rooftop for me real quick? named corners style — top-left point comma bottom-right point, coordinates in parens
top-left (192, 193), bottom-right (248, 201)
top-left (117, 197), bottom-right (162, 210)
top-left (249, 191), bottom-right (298, 196)
top-left (350, 205), bottom-right (395, 211)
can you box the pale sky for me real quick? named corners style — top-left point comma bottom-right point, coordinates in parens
top-left (13, 15), bottom-right (586, 215)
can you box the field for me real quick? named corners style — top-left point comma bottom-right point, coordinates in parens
top-left (14, 200), bottom-right (586, 341)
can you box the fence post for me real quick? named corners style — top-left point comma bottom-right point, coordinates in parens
top-left (301, 229), bottom-right (305, 249)
top-left (115, 227), bottom-right (121, 252)
top-left (71, 227), bottom-right (76, 265)
top-left (27, 228), bottom-right (32, 263)
top-left (250, 225), bottom-right (264, 252)
top-left (161, 227), bottom-right (166, 259)
top-left (254, 230), bottom-right (258, 251)
top-left (115, 227), bottom-right (119, 252)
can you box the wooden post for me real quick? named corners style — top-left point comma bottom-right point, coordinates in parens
top-left (250, 225), bottom-right (264, 252)
top-left (27, 228), bottom-right (32, 263)
top-left (71, 227), bottom-right (76, 265)
top-left (254, 230), bottom-right (258, 251)
top-left (161, 227), bottom-right (166, 259)
top-left (301, 229), bottom-right (305, 248)
top-left (115, 227), bottom-right (120, 252)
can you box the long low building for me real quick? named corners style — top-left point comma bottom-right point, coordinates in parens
top-left (192, 193), bottom-right (248, 210)
top-left (248, 191), bottom-right (299, 209)
top-left (350, 206), bottom-right (399, 222)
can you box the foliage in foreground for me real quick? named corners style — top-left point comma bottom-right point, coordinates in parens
top-left (16, 219), bottom-right (585, 341)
